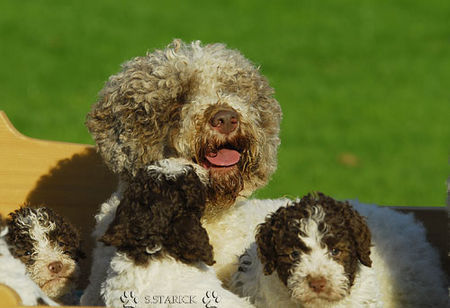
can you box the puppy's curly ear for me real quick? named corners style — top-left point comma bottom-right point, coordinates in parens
top-left (347, 204), bottom-right (372, 267)
top-left (166, 215), bottom-right (214, 266)
top-left (255, 219), bottom-right (277, 275)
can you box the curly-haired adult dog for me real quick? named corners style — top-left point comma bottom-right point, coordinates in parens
top-left (5, 207), bottom-right (84, 304)
top-left (98, 159), bottom-right (252, 307)
top-left (231, 193), bottom-right (448, 307)
top-left (82, 39), bottom-right (282, 305)
top-left (0, 216), bottom-right (58, 306)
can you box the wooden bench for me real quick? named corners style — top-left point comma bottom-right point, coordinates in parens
top-left (0, 110), bottom-right (447, 307)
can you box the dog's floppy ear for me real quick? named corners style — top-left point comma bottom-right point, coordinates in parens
top-left (166, 214), bottom-right (214, 266)
top-left (255, 218), bottom-right (278, 275)
top-left (346, 204), bottom-right (372, 267)
top-left (86, 41), bottom-right (191, 177)
top-left (100, 197), bottom-right (165, 265)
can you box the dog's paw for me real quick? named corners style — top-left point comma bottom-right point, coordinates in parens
top-left (147, 158), bottom-right (193, 179)
top-left (146, 158), bottom-right (208, 183)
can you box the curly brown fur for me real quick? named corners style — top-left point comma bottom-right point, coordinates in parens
top-left (86, 40), bottom-right (281, 216)
top-left (101, 165), bottom-right (214, 266)
top-left (5, 206), bottom-right (84, 302)
top-left (256, 192), bottom-right (372, 288)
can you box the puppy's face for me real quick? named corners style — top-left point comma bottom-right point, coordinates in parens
top-left (87, 40), bottom-right (281, 216)
top-left (256, 193), bottom-right (372, 306)
top-left (6, 207), bottom-right (83, 300)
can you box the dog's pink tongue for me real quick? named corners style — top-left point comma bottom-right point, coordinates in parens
top-left (206, 149), bottom-right (241, 167)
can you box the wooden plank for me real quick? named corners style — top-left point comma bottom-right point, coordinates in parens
top-left (0, 284), bottom-right (22, 308)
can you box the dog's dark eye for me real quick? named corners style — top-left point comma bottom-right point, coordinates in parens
top-left (58, 242), bottom-right (65, 247)
top-left (289, 250), bottom-right (300, 260)
top-left (330, 248), bottom-right (341, 257)
top-left (24, 251), bottom-right (32, 256)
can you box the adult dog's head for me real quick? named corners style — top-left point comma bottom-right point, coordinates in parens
top-left (256, 193), bottom-right (372, 306)
top-left (86, 40), bottom-right (281, 216)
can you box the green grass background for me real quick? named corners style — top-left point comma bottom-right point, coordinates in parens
top-left (1, 0), bottom-right (448, 206)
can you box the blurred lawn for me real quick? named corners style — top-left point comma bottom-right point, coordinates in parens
top-left (0, 0), bottom-right (448, 206)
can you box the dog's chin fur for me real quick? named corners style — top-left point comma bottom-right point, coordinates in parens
top-left (40, 277), bottom-right (73, 299)
top-left (204, 165), bottom-right (244, 217)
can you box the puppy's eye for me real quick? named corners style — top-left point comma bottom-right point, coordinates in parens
top-left (24, 251), bottom-right (32, 256)
top-left (330, 248), bottom-right (341, 257)
top-left (58, 242), bottom-right (65, 247)
top-left (289, 250), bottom-right (300, 260)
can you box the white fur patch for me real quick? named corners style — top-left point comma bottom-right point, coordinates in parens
top-left (145, 244), bottom-right (162, 255)
top-left (146, 158), bottom-right (209, 185)
top-left (0, 228), bottom-right (58, 306)
top-left (287, 206), bottom-right (349, 305)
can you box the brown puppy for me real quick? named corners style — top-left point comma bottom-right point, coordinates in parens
top-left (232, 193), bottom-right (373, 307)
top-left (101, 160), bottom-right (214, 266)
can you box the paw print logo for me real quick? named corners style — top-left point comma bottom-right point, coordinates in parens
top-left (120, 291), bottom-right (138, 308)
top-left (202, 290), bottom-right (220, 308)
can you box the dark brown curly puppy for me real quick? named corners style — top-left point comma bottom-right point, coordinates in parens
top-left (231, 193), bottom-right (373, 307)
top-left (257, 193), bottom-right (371, 284)
top-left (101, 161), bottom-right (214, 266)
top-left (6, 206), bottom-right (84, 303)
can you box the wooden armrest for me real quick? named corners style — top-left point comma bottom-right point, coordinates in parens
top-left (0, 284), bottom-right (22, 308)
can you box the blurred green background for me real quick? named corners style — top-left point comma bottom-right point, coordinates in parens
top-left (1, 0), bottom-right (448, 206)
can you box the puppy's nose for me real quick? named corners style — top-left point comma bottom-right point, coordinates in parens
top-left (308, 276), bottom-right (327, 293)
top-left (209, 109), bottom-right (239, 135)
top-left (48, 261), bottom-right (63, 274)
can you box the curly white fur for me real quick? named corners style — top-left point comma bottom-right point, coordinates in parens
top-left (101, 253), bottom-right (253, 308)
top-left (0, 227), bottom-right (58, 306)
top-left (231, 199), bottom-right (448, 308)
top-left (351, 201), bottom-right (448, 307)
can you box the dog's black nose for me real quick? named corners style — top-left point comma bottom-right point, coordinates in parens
top-left (48, 261), bottom-right (63, 274)
top-left (209, 108), bottom-right (239, 135)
